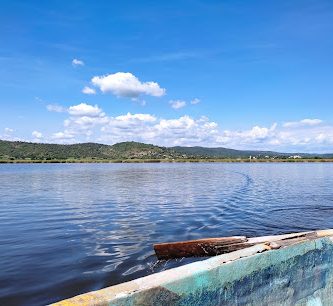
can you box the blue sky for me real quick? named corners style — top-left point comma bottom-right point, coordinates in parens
top-left (1, 0), bottom-right (333, 152)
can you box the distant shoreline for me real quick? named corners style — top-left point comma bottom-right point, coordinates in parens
top-left (2, 140), bottom-right (333, 162)
top-left (1, 158), bottom-right (333, 164)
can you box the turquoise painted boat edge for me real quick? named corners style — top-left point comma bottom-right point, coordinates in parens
top-left (52, 237), bottom-right (333, 306)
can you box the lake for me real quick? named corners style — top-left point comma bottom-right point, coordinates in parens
top-left (0, 163), bottom-right (333, 305)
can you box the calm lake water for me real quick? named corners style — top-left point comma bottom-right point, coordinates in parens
top-left (1, 163), bottom-right (333, 305)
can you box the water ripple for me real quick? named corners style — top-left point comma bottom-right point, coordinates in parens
top-left (0, 163), bottom-right (333, 305)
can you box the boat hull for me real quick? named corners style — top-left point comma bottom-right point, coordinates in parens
top-left (52, 235), bottom-right (333, 305)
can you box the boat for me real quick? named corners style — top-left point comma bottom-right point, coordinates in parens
top-left (52, 229), bottom-right (333, 305)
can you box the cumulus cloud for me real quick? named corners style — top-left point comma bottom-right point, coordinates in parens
top-left (190, 98), bottom-right (200, 105)
top-left (82, 86), bottom-right (96, 95)
top-left (52, 131), bottom-right (75, 141)
top-left (216, 124), bottom-right (278, 148)
top-left (68, 103), bottom-right (104, 117)
top-left (47, 103), bottom-right (104, 118)
top-left (283, 119), bottom-right (323, 128)
top-left (215, 121), bottom-right (333, 152)
top-left (91, 72), bottom-right (166, 98)
top-left (48, 101), bottom-right (218, 145)
top-left (47, 104), bottom-right (67, 113)
top-left (157, 116), bottom-right (195, 130)
top-left (32, 131), bottom-right (43, 139)
top-left (169, 100), bottom-right (186, 109)
top-left (114, 113), bottom-right (157, 123)
top-left (64, 115), bottom-right (108, 130)
top-left (224, 124), bottom-right (277, 141)
top-left (62, 103), bottom-right (107, 139)
top-left (51, 103), bottom-right (108, 143)
top-left (99, 114), bottom-right (219, 146)
top-left (72, 58), bottom-right (84, 66)
top-left (39, 102), bottom-right (333, 152)
top-left (101, 113), bottom-right (156, 133)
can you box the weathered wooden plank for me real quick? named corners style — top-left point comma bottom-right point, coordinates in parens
top-left (153, 230), bottom-right (332, 260)
top-left (154, 236), bottom-right (247, 259)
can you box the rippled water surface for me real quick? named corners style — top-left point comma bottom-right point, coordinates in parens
top-left (1, 163), bottom-right (333, 305)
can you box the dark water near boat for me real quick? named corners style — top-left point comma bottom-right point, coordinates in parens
top-left (0, 163), bottom-right (333, 305)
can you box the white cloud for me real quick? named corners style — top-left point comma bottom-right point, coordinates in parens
top-left (216, 124), bottom-right (278, 148)
top-left (47, 104), bottom-right (67, 113)
top-left (82, 86), bottom-right (96, 95)
top-left (99, 114), bottom-right (219, 146)
top-left (215, 121), bottom-right (333, 152)
top-left (32, 131), bottom-right (43, 139)
top-left (52, 103), bottom-right (109, 142)
top-left (283, 119), bottom-right (323, 128)
top-left (68, 103), bottom-right (104, 117)
top-left (4, 127), bottom-right (14, 133)
top-left (169, 100), bottom-right (186, 109)
top-left (64, 115), bottom-right (108, 130)
top-left (47, 103), bottom-right (103, 118)
top-left (190, 98), bottom-right (200, 105)
top-left (157, 115), bottom-right (195, 130)
top-left (48, 101), bottom-right (218, 146)
top-left (72, 58), bottom-right (84, 66)
top-left (37, 103), bottom-right (333, 152)
top-left (169, 98), bottom-right (200, 109)
top-left (0, 128), bottom-right (22, 141)
top-left (91, 72), bottom-right (166, 98)
top-left (52, 131), bottom-right (75, 142)
top-left (46, 104), bottom-right (107, 143)
top-left (224, 124), bottom-right (277, 141)
top-left (114, 113), bottom-right (157, 123)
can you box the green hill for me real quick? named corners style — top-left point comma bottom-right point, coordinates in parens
top-left (0, 139), bottom-right (332, 161)
top-left (172, 146), bottom-right (333, 159)
top-left (0, 140), bottom-right (180, 160)
top-left (171, 146), bottom-right (283, 158)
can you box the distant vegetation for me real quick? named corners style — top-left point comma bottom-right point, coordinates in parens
top-left (172, 146), bottom-right (286, 158)
top-left (0, 140), bottom-right (332, 163)
top-left (0, 140), bottom-right (180, 161)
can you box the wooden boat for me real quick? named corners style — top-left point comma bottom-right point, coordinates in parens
top-left (52, 229), bottom-right (333, 305)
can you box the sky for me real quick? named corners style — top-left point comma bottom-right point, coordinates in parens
top-left (1, 0), bottom-right (333, 152)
